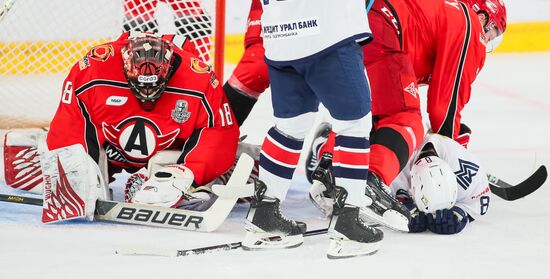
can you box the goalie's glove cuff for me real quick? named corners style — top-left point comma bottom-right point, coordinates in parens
top-left (426, 206), bottom-right (468, 234)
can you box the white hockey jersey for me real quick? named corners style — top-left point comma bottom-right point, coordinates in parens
top-left (260, 0), bottom-right (371, 65)
top-left (391, 134), bottom-right (491, 221)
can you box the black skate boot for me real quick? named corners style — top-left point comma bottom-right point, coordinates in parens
top-left (305, 122), bottom-right (332, 184)
top-left (360, 172), bottom-right (411, 232)
top-left (242, 180), bottom-right (307, 250)
top-left (309, 152), bottom-right (336, 216)
top-left (327, 186), bottom-right (384, 259)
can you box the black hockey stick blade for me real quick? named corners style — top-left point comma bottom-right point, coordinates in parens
top-left (488, 165), bottom-right (547, 201)
top-left (0, 194), bottom-right (43, 206)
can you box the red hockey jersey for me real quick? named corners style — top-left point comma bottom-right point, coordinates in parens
top-left (47, 32), bottom-right (239, 186)
top-left (389, 0), bottom-right (487, 138)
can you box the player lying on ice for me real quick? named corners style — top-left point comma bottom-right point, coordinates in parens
top-left (223, 0), bottom-right (505, 233)
top-left (307, 123), bottom-right (491, 235)
top-left (1, 32), bottom-right (253, 225)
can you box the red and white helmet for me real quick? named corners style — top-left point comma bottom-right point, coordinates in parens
top-left (122, 33), bottom-right (174, 110)
top-left (463, 0), bottom-right (507, 51)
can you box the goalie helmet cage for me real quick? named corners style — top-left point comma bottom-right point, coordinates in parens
top-left (0, 0), bottom-right (225, 129)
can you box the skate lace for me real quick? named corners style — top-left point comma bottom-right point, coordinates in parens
top-left (357, 217), bottom-right (378, 233)
top-left (274, 205), bottom-right (294, 224)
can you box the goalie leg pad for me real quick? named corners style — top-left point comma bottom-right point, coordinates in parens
top-left (41, 144), bottom-right (107, 223)
top-left (2, 130), bottom-right (47, 194)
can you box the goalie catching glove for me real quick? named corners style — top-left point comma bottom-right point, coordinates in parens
top-left (127, 165), bottom-right (215, 211)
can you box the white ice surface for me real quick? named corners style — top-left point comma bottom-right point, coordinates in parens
top-left (1, 53), bottom-right (550, 279)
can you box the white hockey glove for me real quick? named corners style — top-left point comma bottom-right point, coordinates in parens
top-left (129, 165), bottom-right (214, 211)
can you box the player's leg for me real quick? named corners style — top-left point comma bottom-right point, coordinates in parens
top-left (224, 43), bottom-right (269, 125)
top-left (242, 65), bottom-right (315, 250)
top-left (364, 0), bottom-right (424, 189)
top-left (308, 41), bottom-right (409, 231)
top-left (305, 42), bottom-right (383, 257)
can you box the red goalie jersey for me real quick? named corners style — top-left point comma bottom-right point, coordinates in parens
top-left (47, 32), bottom-right (239, 186)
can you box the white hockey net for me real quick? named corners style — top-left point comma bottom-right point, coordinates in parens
top-left (0, 0), bottom-right (224, 129)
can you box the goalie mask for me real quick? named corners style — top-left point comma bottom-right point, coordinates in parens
top-left (123, 35), bottom-right (174, 110)
top-left (410, 155), bottom-right (458, 213)
top-left (464, 0), bottom-right (507, 52)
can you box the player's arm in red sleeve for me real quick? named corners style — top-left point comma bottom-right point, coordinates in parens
top-left (177, 73), bottom-right (240, 186)
top-left (46, 61), bottom-right (103, 163)
top-left (224, 0), bottom-right (269, 126)
top-left (426, 3), bottom-right (486, 141)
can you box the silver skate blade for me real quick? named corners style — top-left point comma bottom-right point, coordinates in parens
top-left (326, 237), bottom-right (381, 259)
top-left (242, 230), bottom-right (304, 250)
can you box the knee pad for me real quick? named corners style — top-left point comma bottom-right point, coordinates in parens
top-left (275, 113), bottom-right (317, 139)
top-left (330, 113), bottom-right (372, 138)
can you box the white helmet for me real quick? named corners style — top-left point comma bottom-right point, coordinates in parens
top-left (410, 156), bottom-right (458, 213)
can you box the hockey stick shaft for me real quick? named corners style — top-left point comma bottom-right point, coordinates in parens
top-left (116, 227), bottom-right (329, 257)
top-left (0, 194), bottom-right (43, 206)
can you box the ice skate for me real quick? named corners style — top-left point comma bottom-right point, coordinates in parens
top-left (360, 172), bottom-right (411, 232)
top-left (327, 187), bottom-right (383, 259)
top-left (305, 122), bottom-right (332, 184)
top-left (242, 180), bottom-right (307, 250)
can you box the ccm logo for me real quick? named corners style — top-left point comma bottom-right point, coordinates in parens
top-left (138, 75), bottom-right (158, 83)
top-left (116, 207), bottom-right (203, 229)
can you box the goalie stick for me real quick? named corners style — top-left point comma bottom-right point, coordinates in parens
top-left (487, 165), bottom-right (547, 201)
top-left (0, 153), bottom-right (255, 232)
top-left (116, 227), bottom-right (330, 257)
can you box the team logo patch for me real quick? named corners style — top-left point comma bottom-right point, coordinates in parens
top-left (404, 82), bottom-right (419, 98)
top-left (89, 45), bottom-right (114, 62)
top-left (102, 117), bottom-right (180, 165)
top-left (190, 57), bottom-right (211, 74)
top-left (454, 159), bottom-right (480, 190)
top-left (78, 56), bottom-right (90, 70)
top-left (171, 100), bottom-right (191, 123)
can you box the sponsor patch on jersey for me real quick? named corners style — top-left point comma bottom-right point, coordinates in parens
top-left (78, 56), bottom-right (90, 70)
top-left (138, 75), bottom-right (158, 83)
top-left (171, 100), bottom-right (191, 123)
top-left (89, 45), bottom-right (114, 62)
top-left (262, 17), bottom-right (320, 40)
top-left (190, 58), bottom-right (211, 74)
top-left (106, 96), bottom-right (128, 106)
